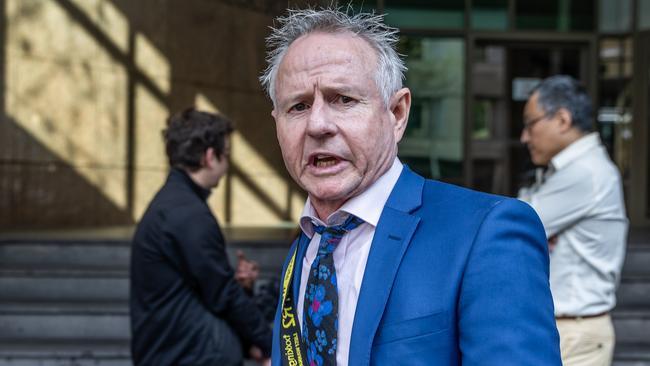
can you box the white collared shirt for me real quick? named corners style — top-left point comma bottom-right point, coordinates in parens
top-left (518, 132), bottom-right (628, 316)
top-left (297, 158), bottom-right (403, 366)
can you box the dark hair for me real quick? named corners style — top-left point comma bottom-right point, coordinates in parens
top-left (163, 108), bottom-right (234, 170)
top-left (532, 75), bottom-right (593, 132)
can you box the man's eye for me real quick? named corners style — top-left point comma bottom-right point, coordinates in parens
top-left (290, 103), bottom-right (309, 112)
top-left (336, 95), bottom-right (355, 104)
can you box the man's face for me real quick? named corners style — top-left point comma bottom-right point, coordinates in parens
top-left (521, 92), bottom-right (563, 166)
top-left (208, 137), bottom-right (230, 188)
top-left (272, 32), bottom-right (409, 217)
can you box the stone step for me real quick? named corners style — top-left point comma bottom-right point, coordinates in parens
top-left (612, 309), bottom-right (650, 345)
top-left (614, 343), bottom-right (650, 366)
top-left (0, 241), bottom-right (130, 271)
top-left (624, 245), bottom-right (650, 276)
top-left (0, 275), bottom-right (128, 303)
top-left (0, 341), bottom-right (131, 366)
top-left (617, 276), bottom-right (650, 308)
top-left (0, 240), bottom-right (288, 278)
top-left (0, 312), bottom-right (130, 342)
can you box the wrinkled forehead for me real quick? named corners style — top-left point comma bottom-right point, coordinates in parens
top-left (282, 31), bottom-right (376, 71)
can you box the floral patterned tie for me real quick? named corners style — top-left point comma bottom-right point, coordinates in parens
top-left (302, 214), bottom-right (364, 366)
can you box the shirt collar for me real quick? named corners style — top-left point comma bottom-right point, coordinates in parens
top-left (550, 132), bottom-right (601, 171)
top-left (299, 158), bottom-right (404, 238)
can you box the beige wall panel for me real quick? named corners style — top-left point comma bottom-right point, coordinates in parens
top-left (70, 0), bottom-right (130, 59)
top-left (165, 1), bottom-right (244, 87)
top-left (134, 84), bottom-right (168, 169)
top-left (7, 56), bottom-right (99, 165)
top-left (6, 0), bottom-right (100, 66)
top-left (207, 178), bottom-right (228, 223)
top-left (109, 0), bottom-right (168, 52)
top-left (290, 187), bottom-right (307, 223)
top-left (135, 32), bottom-right (171, 94)
top-left (170, 82), bottom-right (232, 119)
top-left (228, 92), bottom-right (284, 175)
top-left (229, 11), bottom-right (272, 92)
top-left (0, 164), bottom-right (132, 229)
top-left (95, 64), bottom-right (129, 167)
top-left (133, 168), bottom-right (168, 221)
top-left (230, 172), bottom-right (293, 227)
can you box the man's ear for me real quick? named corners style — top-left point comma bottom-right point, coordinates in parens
top-left (556, 108), bottom-right (573, 133)
top-left (390, 87), bottom-right (411, 143)
top-left (203, 147), bottom-right (216, 167)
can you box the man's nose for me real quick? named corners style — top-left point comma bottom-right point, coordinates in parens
top-left (306, 97), bottom-right (336, 137)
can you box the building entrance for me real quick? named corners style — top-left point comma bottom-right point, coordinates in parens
top-left (468, 40), bottom-right (591, 196)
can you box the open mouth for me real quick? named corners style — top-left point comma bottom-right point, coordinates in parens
top-left (310, 154), bottom-right (340, 168)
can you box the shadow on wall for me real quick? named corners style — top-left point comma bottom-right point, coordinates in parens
top-left (0, 116), bottom-right (134, 229)
top-left (1, 0), bottom-right (307, 229)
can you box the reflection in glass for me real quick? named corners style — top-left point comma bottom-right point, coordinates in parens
top-left (397, 36), bottom-right (464, 182)
top-left (348, 0), bottom-right (379, 14)
top-left (472, 0), bottom-right (508, 30)
top-left (515, 0), bottom-right (593, 31)
top-left (639, 0), bottom-right (650, 30)
top-left (599, 0), bottom-right (631, 32)
top-left (385, 0), bottom-right (464, 29)
top-left (516, 1), bottom-right (559, 30)
top-left (598, 37), bottom-right (633, 185)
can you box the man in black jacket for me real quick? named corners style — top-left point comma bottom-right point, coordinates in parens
top-left (130, 108), bottom-right (272, 366)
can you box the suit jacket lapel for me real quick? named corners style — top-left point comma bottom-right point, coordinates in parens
top-left (348, 167), bottom-right (424, 365)
top-left (291, 233), bottom-right (310, 304)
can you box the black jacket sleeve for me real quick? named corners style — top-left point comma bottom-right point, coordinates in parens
top-left (171, 206), bottom-right (272, 357)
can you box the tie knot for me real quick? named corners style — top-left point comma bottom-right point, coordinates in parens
top-left (313, 215), bottom-right (364, 254)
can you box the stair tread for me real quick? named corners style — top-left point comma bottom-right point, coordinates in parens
top-left (0, 301), bottom-right (128, 314)
top-left (0, 269), bottom-right (128, 278)
top-left (615, 343), bottom-right (650, 360)
top-left (0, 340), bottom-right (130, 357)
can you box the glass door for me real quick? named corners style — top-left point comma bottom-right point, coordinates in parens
top-left (469, 40), bottom-right (590, 196)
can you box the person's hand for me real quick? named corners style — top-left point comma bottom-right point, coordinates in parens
top-left (548, 235), bottom-right (558, 253)
top-left (236, 250), bottom-right (259, 290)
top-left (249, 346), bottom-right (270, 365)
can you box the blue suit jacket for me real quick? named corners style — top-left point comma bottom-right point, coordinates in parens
top-left (272, 166), bottom-right (561, 365)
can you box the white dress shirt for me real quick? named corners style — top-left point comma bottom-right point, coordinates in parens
top-left (297, 158), bottom-right (403, 366)
top-left (518, 132), bottom-right (628, 316)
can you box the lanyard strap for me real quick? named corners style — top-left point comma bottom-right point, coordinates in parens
top-left (279, 243), bottom-right (308, 366)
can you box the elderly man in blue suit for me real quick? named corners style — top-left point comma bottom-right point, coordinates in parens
top-left (260, 8), bottom-right (561, 366)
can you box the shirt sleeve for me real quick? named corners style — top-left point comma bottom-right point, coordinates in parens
top-left (521, 165), bottom-right (595, 238)
top-left (173, 207), bottom-right (272, 356)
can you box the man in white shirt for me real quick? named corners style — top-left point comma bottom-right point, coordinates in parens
top-left (519, 75), bottom-right (628, 366)
top-left (261, 8), bottom-right (561, 366)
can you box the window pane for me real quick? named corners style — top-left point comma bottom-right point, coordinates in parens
top-left (397, 37), bottom-right (464, 182)
top-left (570, 0), bottom-right (594, 31)
top-left (385, 0), bottom-right (464, 29)
top-left (599, 0), bottom-right (631, 32)
top-left (516, 0), bottom-right (559, 30)
top-left (348, 0), bottom-right (379, 14)
top-left (516, 0), bottom-right (594, 31)
top-left (639, 0), bottom-right (650, 29)
top-left (472, 0), bottom-right (508, 30)
top-left (597, 37), bottom-right (633, 187)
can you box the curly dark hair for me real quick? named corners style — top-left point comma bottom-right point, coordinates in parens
top-left (163, 108), bottom-right (234, 170)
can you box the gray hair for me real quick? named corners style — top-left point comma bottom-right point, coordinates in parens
top-left (532, 75), bottom-right (594, 132)
top-left (259, 7), bottom-right (407, 108)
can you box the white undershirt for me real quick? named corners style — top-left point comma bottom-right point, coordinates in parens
top-left (297, 158), bottom-right (403, 366)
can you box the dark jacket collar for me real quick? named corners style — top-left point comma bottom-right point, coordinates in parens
top-left (169, 167), bottom-right (211, 201)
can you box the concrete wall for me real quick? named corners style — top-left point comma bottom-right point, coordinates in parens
top-left (0, 0), bottom-right (308, 229)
